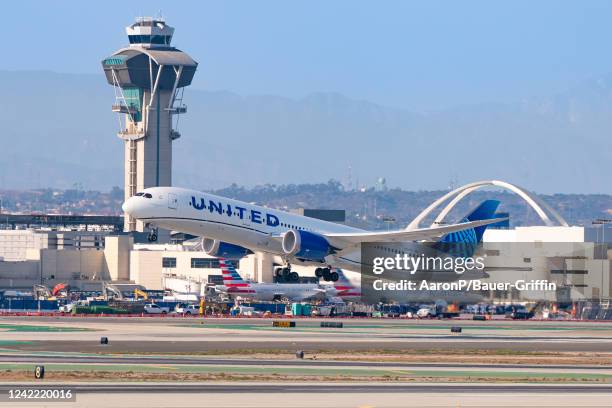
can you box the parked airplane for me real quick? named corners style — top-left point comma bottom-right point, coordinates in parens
top-left (122, 187), bottom-right (503, 279)
top-left (332, 269), bottom-right (361, 301)
top-left (217, 259), bottom-right (332, 302)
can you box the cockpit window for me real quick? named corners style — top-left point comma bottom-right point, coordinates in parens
top-left (135, 192), bottom-right (144, 196)
top-left (144, 193), bottom-right (153, 198)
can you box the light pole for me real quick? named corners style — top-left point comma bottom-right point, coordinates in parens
top-left (381, 216), bottom-right (396, 231)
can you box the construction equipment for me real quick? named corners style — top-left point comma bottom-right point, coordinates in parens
top-left (33, 285), bottom-right (51, 300)
top-left (134, 288), bottom-right (148, 301)
top-left (102, 282), bottom-right (123, 301)
top-left (51, 283), bottom-right (70, 298)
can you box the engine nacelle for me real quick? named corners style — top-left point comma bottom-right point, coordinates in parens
top-left (282, 230), bottom-right (333, 262)
top-left (202, 238), bottom-right (252, 260)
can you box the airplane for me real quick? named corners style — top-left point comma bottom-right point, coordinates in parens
top-left (331, 268), bottom-right (361, 301)
top-left (216, 259), bottom-right (333, 302)
top-left (122, 187), bottom-right (504, 280)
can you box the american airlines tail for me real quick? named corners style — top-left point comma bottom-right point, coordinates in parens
top-left (219, 259), bottom-right (250, 288)
top-left (333, 269), bottom-right (361, 299)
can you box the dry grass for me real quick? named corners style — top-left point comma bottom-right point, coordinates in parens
top-left (316, 351), bottom-right (612, 366)
top-left (102, 349), bottom-right (612, 366)
top-left (1, 370), bottom-right (610, 383)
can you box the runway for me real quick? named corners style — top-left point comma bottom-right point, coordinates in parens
top-left (0, 317), bottom-right (611, 406)
top-left (2, 316), bottom-right (612, 353)
top-left (0, 382), bottom-right (611, 408)
top-left (2, 382), bottom-right (612, 393)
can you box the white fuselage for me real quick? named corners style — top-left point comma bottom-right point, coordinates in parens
top-left (123, 187), bottom-right (363, 266)
top-left (222, 282), bottom-right (333, 302)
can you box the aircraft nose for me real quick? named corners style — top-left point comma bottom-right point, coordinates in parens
top-left (122, 196), bottom-right (138, 216)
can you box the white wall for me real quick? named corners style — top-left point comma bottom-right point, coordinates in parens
top-left (129, 248), bottom-right (230, 290)
top-left (0, 260), bottom-right (40, 288)
top-left (104, 235), bottom-right (133, 281)
top-left (484, 226), bottom-right (585, 243)
top-left (40, 248), bottom-right (106, 282)
top-left (130, 250), bottom-right (163, 290)
top-left (0, 230), bottom-right (49, 261)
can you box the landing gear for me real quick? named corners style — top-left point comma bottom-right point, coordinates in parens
top-left (329, 271), bottom-right (339, 282)
top-left (147, 227), bottom-right (158, 242)
top-left (316, 267), bottom-right (339, 282)
top-left (275, 266), bottom-right (291, 279)
top-left (275, 264), bottom-right (300, 283)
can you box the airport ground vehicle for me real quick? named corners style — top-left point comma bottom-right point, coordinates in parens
top-left (59, 303), bottom-right (75, 313)
top-left (416, 306), bottom-right (437, 318)
top-left (175, 304), bottom-right (199, 315)
top-left (144, 304), bottom-right (169, 314)
top-left (59, 300), bottom-right (88, 313)
top-left (510, 306), bottom-right (532, 319)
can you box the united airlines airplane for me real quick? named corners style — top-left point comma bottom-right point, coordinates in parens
top-left (122, 187), bottom-right (502, 281)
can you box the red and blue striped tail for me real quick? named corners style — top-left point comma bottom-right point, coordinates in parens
top-left (219, 258), bottom-right (250, 288)
top-left (333, 269), bottom-right (361, 298)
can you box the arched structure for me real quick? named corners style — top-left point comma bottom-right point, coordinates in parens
top-left (406, 180), bottom-right (569, 230)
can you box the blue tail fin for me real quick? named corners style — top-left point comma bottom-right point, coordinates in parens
top-left (439, 199), bottom-right (500, 244)
top-left (436, 200), bottom-right (500, 258)
top-left (464, 199), bottom-right (501, 243)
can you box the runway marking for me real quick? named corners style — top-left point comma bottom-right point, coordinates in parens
top-left (0, 324), bottom-right (91, 332)
top-left (0, 342), bottom-right (33, 346)
top-left (151, 365), bottom-right (178, 370)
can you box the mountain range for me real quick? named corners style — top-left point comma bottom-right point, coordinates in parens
top-left (0, 70), bottom-right (610, 194)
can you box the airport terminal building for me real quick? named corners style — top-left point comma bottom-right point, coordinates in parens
top-left (0, 210), bottom-right (609, 305)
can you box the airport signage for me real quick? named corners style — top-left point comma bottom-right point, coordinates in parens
top-left (272, 321), bottom-right (296, 328)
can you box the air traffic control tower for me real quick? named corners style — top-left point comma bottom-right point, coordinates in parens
top-left (102, 17), bottom-right (198, 232)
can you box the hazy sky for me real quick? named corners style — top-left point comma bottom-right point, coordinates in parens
top-left (4, 1), bottom-right (612, 111)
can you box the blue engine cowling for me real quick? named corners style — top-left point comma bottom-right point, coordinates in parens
top-left (282, 230), bottom-right (333, 262)
top-left (202, 238), bottom-right (253, 260)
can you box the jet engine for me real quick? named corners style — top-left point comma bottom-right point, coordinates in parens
top-left (202, 238), bottom-right (253, 260)
top-left (282, 230), bottom-right (333, 262)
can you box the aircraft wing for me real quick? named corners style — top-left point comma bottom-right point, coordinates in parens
top-left (324, 218), bottom-right (506, 247)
